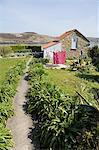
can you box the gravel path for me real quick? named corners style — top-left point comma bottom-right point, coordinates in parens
top-left (7, 57), bottom-right (35, 150)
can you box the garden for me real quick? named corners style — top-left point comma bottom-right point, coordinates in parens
top-left (26, 52), bottom-right (99, 149)
top-left (0, 57), bottom-right (28, 150)
top-left (0, 45), bottom-right (99, 150)
top-left (0, 57), bottom-right (29, 86)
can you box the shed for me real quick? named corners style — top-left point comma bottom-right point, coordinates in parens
top-left (42, 41), bottom-right (62, 62)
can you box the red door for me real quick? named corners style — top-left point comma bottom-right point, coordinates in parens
top-left (53, 51), bottom-right (66, 64)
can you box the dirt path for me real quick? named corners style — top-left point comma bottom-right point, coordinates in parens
top-left (7, 57), bottom-right (35, 150)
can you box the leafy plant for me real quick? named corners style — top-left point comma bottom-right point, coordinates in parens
top-left (70, 56), bottom-right (95, 74)
top-left (0, 123), bottom-right (13, 150)
top-left (88, 46), bottom-right (99, 71)
top-left (0, 46), bottom-right (13, 57)
top-left (0, 60), bottom-right (26, 149)
top-left (27, 58), bottom-right (99, 150)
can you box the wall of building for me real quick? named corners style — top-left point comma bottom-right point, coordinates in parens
top-left (43, 43), bottom-right (61, 62)
top-left (60, 32), bottom-right (89, 58)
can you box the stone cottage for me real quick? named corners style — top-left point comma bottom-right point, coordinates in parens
top-left (43, 29), bottom-right (89, 61)
top-left (57, 29), bottom-right (89, 58)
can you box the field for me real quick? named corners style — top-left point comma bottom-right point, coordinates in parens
top-left (45, 69), bottom-right (99, 96)
top-left (0, 57), bottom-right (29, 86)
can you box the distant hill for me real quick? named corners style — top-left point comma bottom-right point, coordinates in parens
top-left (87, 37), bottom-right (99, 47)
top-left (0, 32), bottom-right (55, 45)
top-left (87, 37), bottom-right (99, 43)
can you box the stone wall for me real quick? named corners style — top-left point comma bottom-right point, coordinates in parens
top-left (60, 32), bottom-right (89, 59)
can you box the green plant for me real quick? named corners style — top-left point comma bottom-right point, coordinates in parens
top-left (70, 56), bottom-right (95, 74)
top-left (0, 60), bottom-right (26, 149)
top-left (27, 58), bottom-right (99, 149)
top-left (88, 46), bottom-right (99, 71)
top-left (0, 46), bottom-right (13, 57)
top-left (11, 44), bottom-right (31, 53)
top-left (0, 123), bottom-right (13, 150)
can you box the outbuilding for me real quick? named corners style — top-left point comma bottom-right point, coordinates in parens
top-left (42, 41), bottom-right (62, 62)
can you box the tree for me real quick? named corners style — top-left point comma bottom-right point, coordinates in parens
top-left (88, 46), bottom-right (99, 71)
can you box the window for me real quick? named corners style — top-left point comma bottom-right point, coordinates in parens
top-left (71, 35), bottom-right (78, 50)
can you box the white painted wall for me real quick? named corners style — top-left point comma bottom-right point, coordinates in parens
top-left (43, 43), bottom-right (62, 61)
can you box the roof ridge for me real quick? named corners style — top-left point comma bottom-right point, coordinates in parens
top-left (59, 29), bottom-right (76, 39)
top-left (59, 29), bottom-right (89, 42)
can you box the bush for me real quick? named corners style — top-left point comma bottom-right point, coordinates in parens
top-left (11, 45), bottom-right (31, 53)
top-left (0, 46), bottom-right (13, 57)
top-left (70, 56), bottom-right (95, 74)
top-left (88, 46), bottom-right (99, 71)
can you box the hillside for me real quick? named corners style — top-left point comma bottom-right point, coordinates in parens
top-left (0, 32), bottom-right (55, 45)
top-left (87, 37), bottom-right (99, 42)
top-left (87, 37), bottom-right (99, 47)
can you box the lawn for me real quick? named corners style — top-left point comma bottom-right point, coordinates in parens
top-left (0, 57), bottom-right (29, 86)
top-left (45, 69), bottom-right (99, 97)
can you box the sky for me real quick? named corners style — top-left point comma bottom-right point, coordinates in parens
top-left (0, 0), bottom-right (98, 37)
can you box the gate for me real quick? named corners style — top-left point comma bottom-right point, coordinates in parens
top-left (53, 51), bottom-right (66, 64)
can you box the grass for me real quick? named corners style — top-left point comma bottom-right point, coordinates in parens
top-left (45, 69), bottom-right (99, 96)
top-left (0, 57), bottom-right (29, 86)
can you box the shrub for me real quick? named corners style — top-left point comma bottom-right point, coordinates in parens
top-left (70, 56), bottom-right (95, 73)
top-left (88, 46), bottom-right (99, 71)
top-left (0, 46), bottom-right (13, 57)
